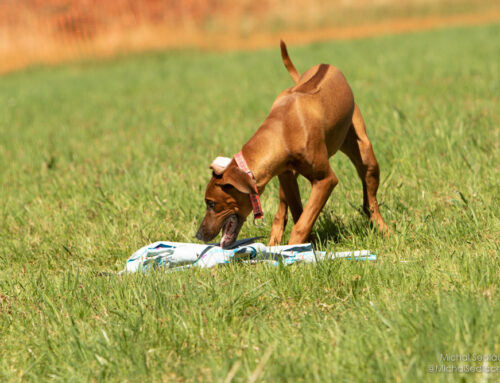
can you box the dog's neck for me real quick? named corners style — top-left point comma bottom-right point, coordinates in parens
top-left (239, 121), bottom-right (283, 193)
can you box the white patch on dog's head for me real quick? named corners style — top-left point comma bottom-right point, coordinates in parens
top-left (209, 156), bottom-right (232, 175)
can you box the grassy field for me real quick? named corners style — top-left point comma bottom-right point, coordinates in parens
top-left (1, 23), bottom-right (499, 382)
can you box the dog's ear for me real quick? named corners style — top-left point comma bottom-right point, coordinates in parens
top-left (209, 156), bottom-right (232, 175)
top-left (218, 166), bottom-right (255, 195)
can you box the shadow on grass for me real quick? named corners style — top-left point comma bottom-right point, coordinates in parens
top-left (312, 209), bottom-right (373, 246)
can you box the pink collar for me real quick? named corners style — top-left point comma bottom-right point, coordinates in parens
top-left (234, 151), bottom-right (264, 220)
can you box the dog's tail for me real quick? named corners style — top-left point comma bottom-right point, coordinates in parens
top-left (280, 40), bottom-right (300, 84)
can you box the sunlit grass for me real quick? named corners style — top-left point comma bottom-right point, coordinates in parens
top-left (0, 24), bottom-right (499, 382)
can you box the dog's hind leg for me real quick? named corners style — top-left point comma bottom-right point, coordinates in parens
top-left (340, 104), bottom-right (389, 233)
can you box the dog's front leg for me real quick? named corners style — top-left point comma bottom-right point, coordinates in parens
top-left (279, 171), bottom-right (303, 222)
top-left (269, 183), bottom-right (288, 246)
top-left (269, 171), bottom-right (303, 245)
top-left (288, 168), bottom-right (338, 244)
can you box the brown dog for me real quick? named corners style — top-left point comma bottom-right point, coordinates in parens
top-left (196, 41), bottom-right (388, 248)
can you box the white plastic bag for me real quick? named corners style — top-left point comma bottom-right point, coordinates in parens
top-left (122, 240), bottom-right (376, 273)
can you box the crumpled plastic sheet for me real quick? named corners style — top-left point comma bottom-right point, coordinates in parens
top-left (121, 240), bottom-right (377, 273)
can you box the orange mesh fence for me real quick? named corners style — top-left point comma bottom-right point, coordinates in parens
top-left (0, 0), bottom-right (498, 74)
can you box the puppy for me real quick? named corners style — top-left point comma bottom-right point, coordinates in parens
top-left (196, 41), bottom-right (388, 248)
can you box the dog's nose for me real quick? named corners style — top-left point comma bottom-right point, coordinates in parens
top-left (195, 228), bottom-right (203, 241)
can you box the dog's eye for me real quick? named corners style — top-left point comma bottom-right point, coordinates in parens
top-left (206, 200), bottom-right (215, 209)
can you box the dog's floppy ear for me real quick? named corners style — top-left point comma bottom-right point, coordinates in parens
top-left (210, 156), bottom-right (232, 175)
top-left (218, 166), bottom-right (255, 195)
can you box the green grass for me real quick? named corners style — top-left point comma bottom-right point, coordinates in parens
top-left (1, 23), bottom-right (499, 382)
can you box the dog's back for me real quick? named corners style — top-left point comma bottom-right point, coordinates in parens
top-left (277, 42), bottom-right (355, 156)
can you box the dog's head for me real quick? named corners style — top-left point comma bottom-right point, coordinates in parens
top-left (195, 157), bottom-right (255, 248)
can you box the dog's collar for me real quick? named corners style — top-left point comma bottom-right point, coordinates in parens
top-left (234, 151), bottom-right (264, 221)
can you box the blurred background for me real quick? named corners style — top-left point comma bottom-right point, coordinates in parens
top-left (1, 0), bottom-right (498, 74)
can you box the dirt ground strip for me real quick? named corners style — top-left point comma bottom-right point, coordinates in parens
top-left (185, 10), bottom-right (500, 51)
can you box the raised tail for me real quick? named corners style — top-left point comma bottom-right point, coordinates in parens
top-left (280, 40), bottom-right (300, 84)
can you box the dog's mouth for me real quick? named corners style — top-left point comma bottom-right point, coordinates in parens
top-left (220, 214), bottom-right (243, 249)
